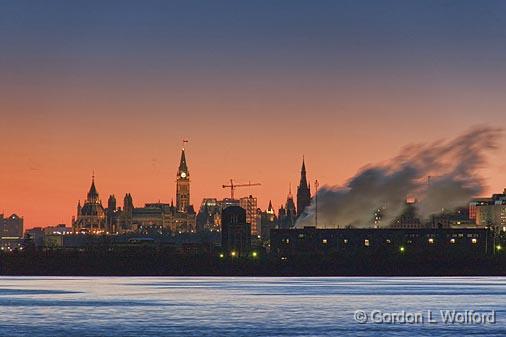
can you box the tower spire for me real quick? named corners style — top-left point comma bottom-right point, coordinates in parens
top-left (87, 173), bottom-right (99, 203)
top-left (176, 141), bottom-right (190, 213)
top-left (296, 156), bottom-right (311, 217)
top-left (178, 140), bottom-right (189, 175)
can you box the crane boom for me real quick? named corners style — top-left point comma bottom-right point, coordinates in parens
top-left (222, 179), bottom-right (261, 199)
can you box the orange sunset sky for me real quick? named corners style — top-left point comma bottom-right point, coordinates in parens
top-left (1, 1), bottom-right (506, 228)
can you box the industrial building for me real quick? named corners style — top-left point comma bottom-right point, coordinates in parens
top-left (270, 227), bottom-right (496, 257)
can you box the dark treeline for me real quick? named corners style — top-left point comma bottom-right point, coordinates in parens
top-left (2, 249), bottom-right (506, 276)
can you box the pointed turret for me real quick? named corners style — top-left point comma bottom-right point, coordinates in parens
top-left (286, 184), bottom-right (296, 215)
top-left (123, 193), bottom-right (134, 213)
top-left (87, 175), bottom-right (99, 203)
top-left (267, 200), bottom-right (275, 215)
top-left (108, 195), bottom-right (116, 210)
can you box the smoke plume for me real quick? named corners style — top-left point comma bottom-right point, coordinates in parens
top-left (297, 126), bottom-right (502, 228)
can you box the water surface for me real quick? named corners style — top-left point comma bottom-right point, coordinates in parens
top-left (0, 277), bottom-right (504, 336)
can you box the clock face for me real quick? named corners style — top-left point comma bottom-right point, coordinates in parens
top-left (180, 172), bottom-right (187, 178)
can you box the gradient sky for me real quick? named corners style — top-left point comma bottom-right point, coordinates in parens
top-left (1, 0), bottom-right (506, 228)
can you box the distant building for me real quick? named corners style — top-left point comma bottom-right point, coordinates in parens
top-left (73, 176), bottom-right (107, 233)
top-left (196, 198), bottom-right (245, 233)
top-left (73, 145), bottom-right (196, 234)
top-left (221, 206), bottom-right (251, 257)
top-left (390, 201), bottom-right (423, 229)
top-left (196, 198), bottom-right (222, 232)
top-left (469, 198), bottom-right (493, 221)
top-left (278, 186), bottom-right (297, 229)
top-left (220, 198), bottom-right (240, 209)
top-left (1, 213), bottom-right (24, 238)
top-left (259, 200), bottom-right (277, 242)
top-left (106, 195), bottom-right (120, 233)
top-left (472, 190), bottom-right (506, 231)
top-left (271, 227), bottom-right (491, 257)
top-left (240, 195), bottom-right (258, 235)
top-left (296, 158), bottom-right (311, 218)
top-left (430, 207), bottom-right (472, 228)
top-left (476, 203), bottom-right (506, 231)
top-left (44, 224), bottom-right (73, 235)
top-left (25, 227), bottom-right (45, 247)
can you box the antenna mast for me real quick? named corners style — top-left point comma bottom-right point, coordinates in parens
top-left (315, 179), bottom-right (319, 228)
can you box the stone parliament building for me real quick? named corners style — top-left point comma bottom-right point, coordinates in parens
top-left (73, 146), bottom-right (196, 234)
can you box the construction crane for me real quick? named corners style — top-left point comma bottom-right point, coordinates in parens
top-left (222, 179), bottom-right (261, 199)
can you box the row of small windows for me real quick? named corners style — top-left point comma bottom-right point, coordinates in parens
top-left (282, 237), bottom-right (479, 245)
top-left (325, 238), bottom-right (479, 245)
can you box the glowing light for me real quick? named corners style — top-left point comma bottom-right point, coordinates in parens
top-left (497, 245), bottom-right (502, 251)
top-left (428, 238), bottom-right (434, 244)
top-left (231, 251), bottom-right (237, 257)
top-left (252, 251), bottom-right (258, 257)
top-left (471, 238), bottom-right (477, 244)
top-left (219, 253), bottom-right (224, 258)
top-left (399, 246), bottom-right (405, 253)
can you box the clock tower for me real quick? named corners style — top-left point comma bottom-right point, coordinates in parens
top-left (176, 143), bottom-right (190, 213)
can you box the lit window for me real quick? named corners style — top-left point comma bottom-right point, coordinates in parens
top-left (364, 239), bottom-right (370, 247)
top-left (471, 238), bottom-right (477, 244)
top-left (450, 238), bottom-right (456, 244)
top-left (385, 239), bottom-right (391, 244)
top-left (428, 238), bottom-right (434, 244)
top-left (322, 239), bottom-right (328, 244)
top-left (343, 239), bottom-right (348, 244)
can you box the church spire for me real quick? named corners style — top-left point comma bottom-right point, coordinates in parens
top-left (299, 156), bottom-right (308, 188)
top-left (296, 156), bottom-right (311, 217)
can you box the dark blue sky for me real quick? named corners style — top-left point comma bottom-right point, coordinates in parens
top-left (2, 1), bottom-right (506, 78)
